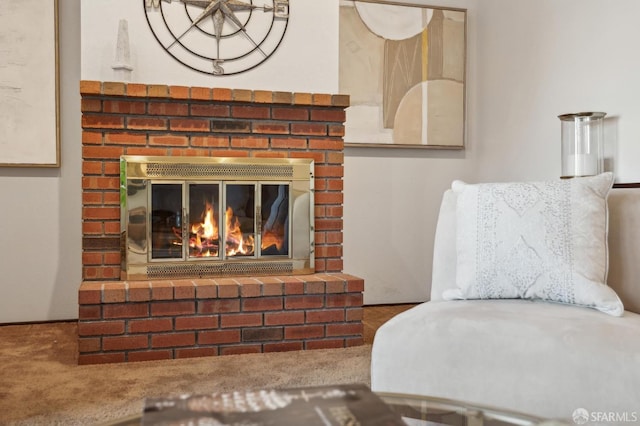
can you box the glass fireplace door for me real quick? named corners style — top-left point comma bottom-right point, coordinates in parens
top-left (150, 182), bottom-right (184, 260)
top-left (149, 182), bottom-right (294, 262)
top-left (260, 184), bottom-right (289, 257)
top-left (121, 156), bottom-right (313, 279)
top-left (149, 181), bottom-right (293, 264)
top-left (223, 183), bottom-right (256, 258)
top-left (150, 182), bottom-right (225, 262)
top-left (188, 183), bottom-right (221, 259)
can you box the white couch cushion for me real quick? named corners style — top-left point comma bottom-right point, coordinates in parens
top-left (430, 188), bottom-right (458, 302)
top-left (432, 186), bottom-right (640, 315)
top-left (442, 173), bottom-right (623, 316)
top-left (371, 300), bottom-right (640, 419)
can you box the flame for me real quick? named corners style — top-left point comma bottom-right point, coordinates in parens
top-left (178, 201), bottom-right (287, 258)
top-left (261, 229), bottom-right (284, 251)
top-left (200, 203), bottom-right (219, 240)
top-left (189, 201), bottom-right (219, 257)
top-left (185, 204), bottom-right (257, 257)
top-left (225, 206), bottom-right (254, 256)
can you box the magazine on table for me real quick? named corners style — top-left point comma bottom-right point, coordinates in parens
top-left (141, 383), bottom-right (407, 426)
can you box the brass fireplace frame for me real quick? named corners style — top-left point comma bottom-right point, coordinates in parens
top-left (120, 156), bottom-right (315, 280)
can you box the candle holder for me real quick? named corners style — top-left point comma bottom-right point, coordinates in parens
top-left (558, 112), bottom-right (606, 178)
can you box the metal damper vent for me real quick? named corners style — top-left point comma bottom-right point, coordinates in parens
top-left (147, 262), bottom-right (295, 279)
top-left (145, 163), bottom-right (295, 180)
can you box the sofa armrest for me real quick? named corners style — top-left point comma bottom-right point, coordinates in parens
top-left (608, 188), bottom-right (640, 314)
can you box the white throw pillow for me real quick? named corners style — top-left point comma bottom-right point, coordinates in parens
top-left (443, 172), bottom-right (624, 316)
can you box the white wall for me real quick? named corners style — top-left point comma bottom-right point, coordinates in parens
top-left (473, 0), bottom-right (640, 184)
top-left (344, 0), bottom-right (477, 304)
top-left (81, 0), bottom-right (339, 93)
top-left (0, 0), bottom-right (82, 323)
top-left (356, 0), bottom-right (640, 305)
top-left (2, 0), bottom-right (640, 321)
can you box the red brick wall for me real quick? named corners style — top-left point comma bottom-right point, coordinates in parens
top-left (80, 80), bottom-right (348, 280)
top-left (78, 81), bottom-right (363, 364)
top-left (78, 274), bottom-right (364, 364)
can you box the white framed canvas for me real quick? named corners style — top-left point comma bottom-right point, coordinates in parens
top-left (0, 0), bottom-right (60, 167)
top-left (340, 0), bottom-right (466, 149)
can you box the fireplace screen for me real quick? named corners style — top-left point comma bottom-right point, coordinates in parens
top-left (121, 156), bottom-right (313, 279)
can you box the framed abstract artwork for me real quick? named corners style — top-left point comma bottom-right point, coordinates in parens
top-left (0, 0), bottom-right (60, 167)
top-left (339, 0), bottom-right (466, 149)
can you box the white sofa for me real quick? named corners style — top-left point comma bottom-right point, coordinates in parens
top-left (371, 185), bottom-right (640, 421)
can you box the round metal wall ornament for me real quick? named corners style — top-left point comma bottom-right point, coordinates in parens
top-left (144, 0), bottom-right (290, 76)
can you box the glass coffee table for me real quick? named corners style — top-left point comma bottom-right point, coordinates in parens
top-left (377, 392), bottom-right (569, 426)
top-left (101, 388), bottom-right (569, 425)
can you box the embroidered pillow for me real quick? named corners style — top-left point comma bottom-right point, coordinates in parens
top-left (442, 172), bottom-right (624, 316)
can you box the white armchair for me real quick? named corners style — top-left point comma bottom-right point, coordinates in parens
top-left (371, 176), bottom-right (640, 420)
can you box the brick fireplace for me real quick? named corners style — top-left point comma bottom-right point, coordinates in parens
top-left (78, 81), bottom-right (364, 364)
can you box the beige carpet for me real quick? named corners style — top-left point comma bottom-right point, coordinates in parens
top-left (0, 322), bottom-right (372, 425)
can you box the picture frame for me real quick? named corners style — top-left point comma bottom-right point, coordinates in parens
top-left (339, 0), bottom-right (466, 149)
top-left (0, 0), bottom-right (60, 167)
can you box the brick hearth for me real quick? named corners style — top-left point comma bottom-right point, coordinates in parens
top-left (78, 81), bottom-right (364, 364)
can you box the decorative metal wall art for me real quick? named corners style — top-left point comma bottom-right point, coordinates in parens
top-left (144, 0), bottom-right (290, 76)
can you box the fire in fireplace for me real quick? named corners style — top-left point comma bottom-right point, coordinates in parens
top-left (121, 156), bottom-right (314, 279)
